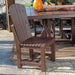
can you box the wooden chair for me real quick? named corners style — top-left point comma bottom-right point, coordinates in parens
top-left (59, 18), bottom-right (72, 39)
top-left (9, 4), bottom-right (55, 72)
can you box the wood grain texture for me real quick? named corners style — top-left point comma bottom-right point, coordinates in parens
top-left (5, 0), bottom-right (15, 31)
top-left (26, 7), bottom-right (75, 19)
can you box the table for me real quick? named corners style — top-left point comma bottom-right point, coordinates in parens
top-left (26, 7), bottom-right (75, 42)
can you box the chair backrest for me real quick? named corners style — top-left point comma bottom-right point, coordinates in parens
top-left (9, 4), bottom-right (32, 43)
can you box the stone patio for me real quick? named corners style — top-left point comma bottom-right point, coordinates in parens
top-left (0, 30), bottom-right (75, 75)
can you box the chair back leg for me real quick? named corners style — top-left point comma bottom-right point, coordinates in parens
top-left (29, 49), bottom-right (33, 61)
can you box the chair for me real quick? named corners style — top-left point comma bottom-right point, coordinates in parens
top-left (9, 4), bottom-right (55, 72)
top-left (59, 18), bottom-right (72, 39)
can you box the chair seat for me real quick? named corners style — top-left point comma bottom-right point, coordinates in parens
top-left (21, 37), bottom-right (54, 48)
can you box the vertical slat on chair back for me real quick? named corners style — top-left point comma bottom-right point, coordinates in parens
top-left (9, 4), bottom-right (32, 43)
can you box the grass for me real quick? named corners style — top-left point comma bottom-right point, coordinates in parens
top-left (22, 3), bottom-right (33, 7)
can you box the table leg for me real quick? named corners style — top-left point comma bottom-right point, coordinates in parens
top-left (47, 19), bottom-right (52, 37)
top-left (41, 19), bottom-right (52, 38)
top-left (41, 19), bottom-right (47, 37)
top-left (72, 18), bottom-right (75, 46)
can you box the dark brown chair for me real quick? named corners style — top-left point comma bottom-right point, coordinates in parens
top-left (9, 4), bottom-right (55, 72)
top-left (59, 18), bottom-right (72, 39)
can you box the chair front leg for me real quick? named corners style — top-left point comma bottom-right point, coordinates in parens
top-left (16, 44), bottom-right (22, 68)
top-left (40, 48), bottom-right (46, 72)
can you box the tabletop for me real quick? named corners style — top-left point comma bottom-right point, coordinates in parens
top-left (26, 7), bottom-right (75, 20)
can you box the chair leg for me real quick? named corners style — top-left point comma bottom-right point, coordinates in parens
top-left (60, 20), bottom-right (63, 39)
top-left (29, 49), bottom-right (33, 61)
top-left (16, 45), bottom-right (22, 68)
top-left (40, 49), bottom-right (46, 72)
top-left (59, 19), bottom-right (63, 38)
top-left (51, 42), bottom-right (55, 62)
top-left (32, 20), bottom-right (37, 37)
top-left (59, 19), bottom-right (61, 35)
top-left (52, 19), bottom-right (55, 38)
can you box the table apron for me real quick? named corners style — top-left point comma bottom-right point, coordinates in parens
top-left (28, 14), bottom-right (75, 20)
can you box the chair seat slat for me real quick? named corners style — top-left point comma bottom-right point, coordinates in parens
top-left (21, 37), bottom-right (53, 48)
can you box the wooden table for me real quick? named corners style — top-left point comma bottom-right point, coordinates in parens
top-left (26, 7), bottom-right (75, 42)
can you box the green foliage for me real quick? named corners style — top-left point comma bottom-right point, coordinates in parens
top-left (50, 0), bottom-right (57, 3)
top-left (22, 3), bottom-right (33, 7)
top-left (46, 0), bottom-right (75, 4)
top-left (62, 0), bottom-right (68, 4)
